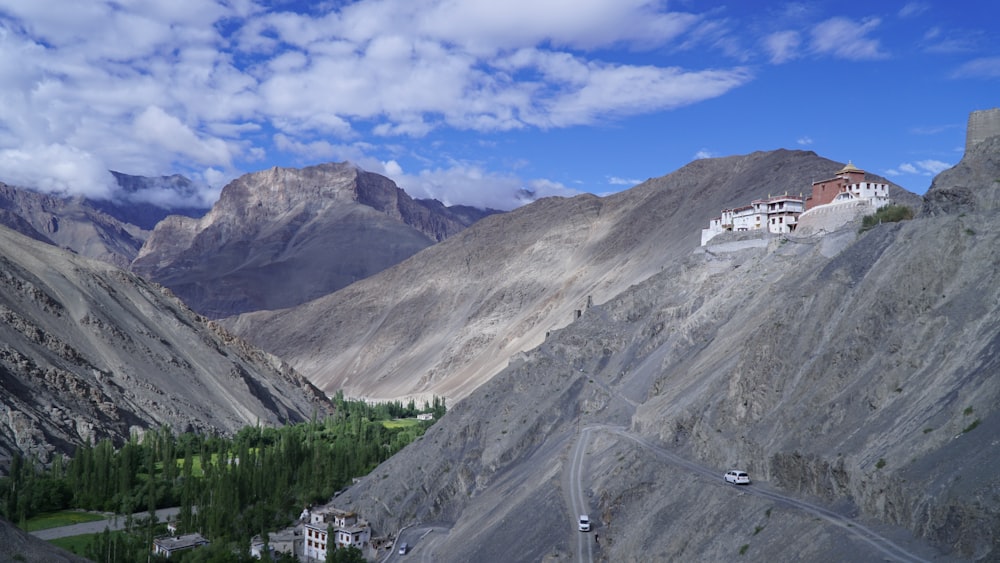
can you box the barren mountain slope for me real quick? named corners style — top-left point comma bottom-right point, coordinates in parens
top-left (132, 162), bottom-right (486, 319)
top-left (330, 141), bottom-right (998, 561)
top-left (0, 225), bottom-right (332, 472)
top-left (227, 150), bottom-right (916, 404)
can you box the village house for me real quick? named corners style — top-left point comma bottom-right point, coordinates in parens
top-left (302, 506), bottom-right (372, 561)
top-left (249, 526), bottom-right (303, 560)
top-left (152, 532), bottom-right (209, 558)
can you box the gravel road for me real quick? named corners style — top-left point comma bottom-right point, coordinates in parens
top-left (30, 507), bottom-right (181, 540)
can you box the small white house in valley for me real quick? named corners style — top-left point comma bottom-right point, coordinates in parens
top-left (152, 533), bottom-right (209, 558)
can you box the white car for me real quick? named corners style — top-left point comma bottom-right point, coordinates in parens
top-left (724, 470), bottom-right (751, 485)
top-left (578, 514), bottom-right (591, 532)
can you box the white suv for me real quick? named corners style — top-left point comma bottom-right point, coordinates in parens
top-left (578, 514), bottom-right (591, 532)
top-left (724, 470), bottom-right (751, 485)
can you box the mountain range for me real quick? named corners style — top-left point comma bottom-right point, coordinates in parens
top-left (0, 121), bottom-right (997, 560)
top-left (225, 150), bottom-right (920, 404)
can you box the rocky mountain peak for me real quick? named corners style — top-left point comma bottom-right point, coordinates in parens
top-left (132, 162), bottom-right (487, 318)
top-left (210, 162), bottom-right (361, 219)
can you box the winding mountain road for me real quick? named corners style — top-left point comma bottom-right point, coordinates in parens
top-left (563, 424), bottom-right (932, 563)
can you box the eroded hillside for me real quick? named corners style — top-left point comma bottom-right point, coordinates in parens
top-left (329, 141), bottom-right (998, 561)
top-left (0, 225), bottom-right (332, 471)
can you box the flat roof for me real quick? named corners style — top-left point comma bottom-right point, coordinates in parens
top-left (154, 533), bottom-right (209, 551)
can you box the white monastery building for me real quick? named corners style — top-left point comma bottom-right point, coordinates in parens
top-left (702, 194), bottom-right (805, 245)
top-left (701, 161), bottom-right (890, 245)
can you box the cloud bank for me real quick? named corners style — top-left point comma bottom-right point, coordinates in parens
top-left (0, 0), bottom-right (753, 209)
top-left (0, 1), bottom-right (981, 208)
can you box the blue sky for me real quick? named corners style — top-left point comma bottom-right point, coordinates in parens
top-left (0, 1), bottom-right (996, 210)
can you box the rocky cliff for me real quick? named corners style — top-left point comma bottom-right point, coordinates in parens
top-left (0, 224), bottom-right (332, 472)
top-left (133, 162), bottom-right (491, 318)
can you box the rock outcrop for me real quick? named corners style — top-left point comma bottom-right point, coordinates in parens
top-left (923, 133), bottom-right (1000, 216)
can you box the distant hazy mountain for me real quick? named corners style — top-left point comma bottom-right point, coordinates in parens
top-left (100, 170), bottom-right (209, 230)
top-left (132, 162), bottom-right (497, 319)
top-left (227, 150), bottom-right (918, 404)
top-left (0, 182), bottom-right (148, 269)
top-left (0, 173), bottom-right (210, 269)
top-left (0, 224), bottom-right (332, 471)
top-left (319, 140), bottom-right (998, 560)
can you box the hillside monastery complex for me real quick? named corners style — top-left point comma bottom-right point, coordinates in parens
top-left (700, 161), bottom-right (890, 245)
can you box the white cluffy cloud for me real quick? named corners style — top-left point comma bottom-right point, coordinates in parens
top-left (809, 16), bottom-right (888, 60)
top-left (384, 160), bottom-right (579, 211)
top-left (762, 30), bottom-right (802, 64)
top-left (0, 144), bottom-right (116, 198)
top-left (0, 0), bottom-right (752, 209)
top-left (764, 14), bottom-right (890, 66)
top-left (885, 159), bottom-right (952, 177)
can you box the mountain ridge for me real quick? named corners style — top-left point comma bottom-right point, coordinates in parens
top-left (226, 149), bottom-right (919, 405)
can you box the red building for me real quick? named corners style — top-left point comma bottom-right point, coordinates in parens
top-left (805, 161), bottom-right (867, 210)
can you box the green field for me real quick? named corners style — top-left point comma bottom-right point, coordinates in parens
top-left (24, 510), bottom-right (108, 532)
top-left (49, 532), bottom-right (98, 555)
top-left (381, 418), bottom-right (423, 429)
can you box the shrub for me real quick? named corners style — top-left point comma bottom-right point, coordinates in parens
top-left (875, 458), bottom-right (886, 469)
top-left (859, 205), bottom-right (914, 233)
top-left (963, 419), bottom-right (981, 434)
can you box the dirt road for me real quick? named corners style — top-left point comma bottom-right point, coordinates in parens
top-left (562, 424), bottom-right (933, 563)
